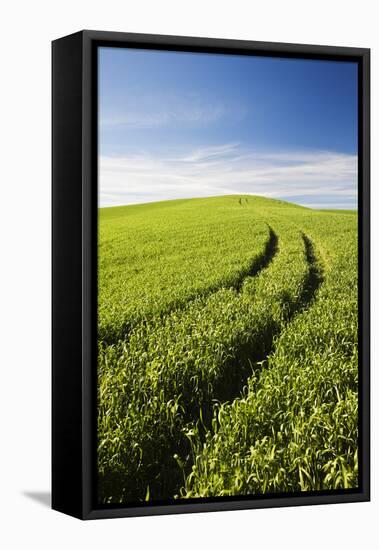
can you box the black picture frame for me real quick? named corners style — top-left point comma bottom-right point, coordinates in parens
top-left (52, 30), bottom-right (370, 520)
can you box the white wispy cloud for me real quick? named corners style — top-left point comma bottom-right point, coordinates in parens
top-left (99, 144), bottom-right (357, 209)
top-left (100, 94), bottom-right (241, 130)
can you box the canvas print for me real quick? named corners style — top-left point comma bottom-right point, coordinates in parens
top-left (97, 47), bottom-right (359, 505)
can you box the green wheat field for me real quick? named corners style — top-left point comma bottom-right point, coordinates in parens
top-left (97, 195), bottom-right (358, 504)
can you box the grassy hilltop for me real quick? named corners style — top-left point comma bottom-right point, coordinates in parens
top-left (97, 195), bottom-right (358, 503)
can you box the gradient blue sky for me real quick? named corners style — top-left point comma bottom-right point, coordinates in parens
top-left (99, 47), bottom-right (358, 208)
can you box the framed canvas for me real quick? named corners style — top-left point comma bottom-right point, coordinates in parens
top-left (52, 30), bottom-right (370, 520)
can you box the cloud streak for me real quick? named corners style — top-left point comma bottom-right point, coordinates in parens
top-left (100, 95), bottom-right (245, 130)
top-left (99, 144), bottom-right (357, 209)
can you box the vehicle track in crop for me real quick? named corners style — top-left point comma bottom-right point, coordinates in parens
top-left (161, 231), bottom-right (323, 499)
top-left (211, 232), bottom-right (324, 407)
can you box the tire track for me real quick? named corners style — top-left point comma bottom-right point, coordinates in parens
top-left (212, 232), bottom-right (324, 406)
top-left (175, 233), bottom-right (324, 497)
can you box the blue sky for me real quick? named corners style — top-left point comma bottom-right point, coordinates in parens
top-left (99, 47), bottom-right (358, 208)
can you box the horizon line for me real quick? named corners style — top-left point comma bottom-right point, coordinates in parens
top-left (98, 194), bottom-right (358, 211)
